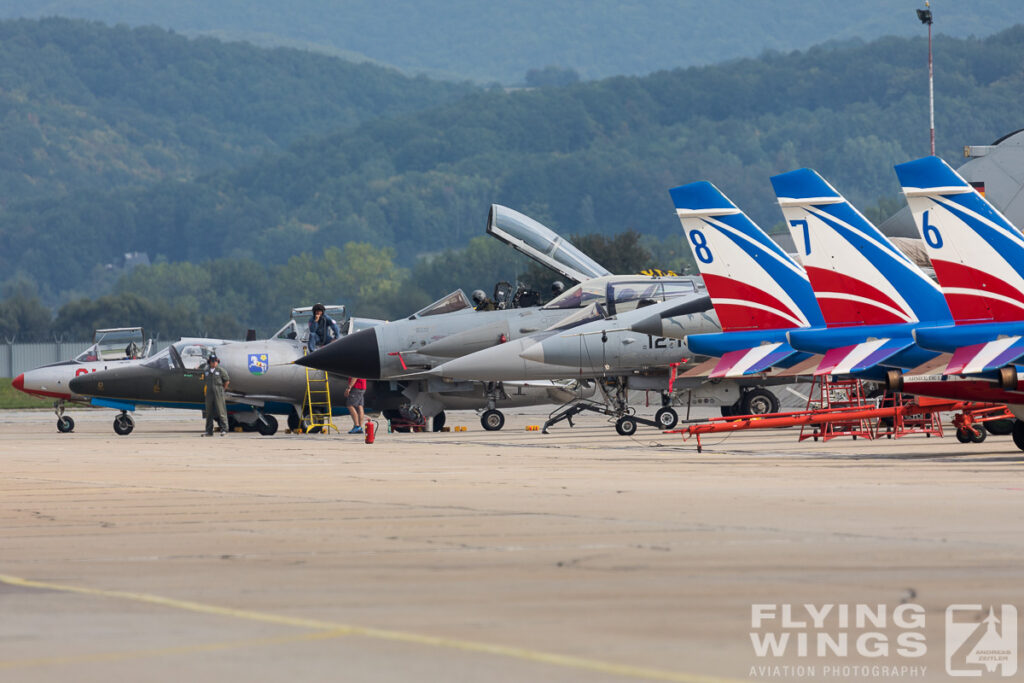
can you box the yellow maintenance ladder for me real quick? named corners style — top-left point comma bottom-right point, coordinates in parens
top-left (302, 358), bottom-right (339, 434)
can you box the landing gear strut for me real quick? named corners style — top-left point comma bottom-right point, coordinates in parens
top-left (474, 382), bottom-right (509, 431)
top-left (54, 400), bottom-right (74, 433)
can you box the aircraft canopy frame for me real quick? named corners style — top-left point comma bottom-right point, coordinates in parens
top-left (487, 204), bottom-right (611, 283)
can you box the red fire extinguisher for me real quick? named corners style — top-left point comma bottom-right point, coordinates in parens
top-left (365, 419), bottom-right (376, 444)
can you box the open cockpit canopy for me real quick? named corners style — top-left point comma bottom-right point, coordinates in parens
top-left (487, 205), bottom-right (611, 283)
top-left (74, 327), bottom-right (149, 362)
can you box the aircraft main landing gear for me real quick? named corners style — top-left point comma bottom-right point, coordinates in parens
top-left (113, 411), bottom-right (135, 436)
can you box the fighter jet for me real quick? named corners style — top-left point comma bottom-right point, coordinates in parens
top-left (295, 205), bottom-right (685, 429)
top-left (426, 291), bottom-right (743, 434)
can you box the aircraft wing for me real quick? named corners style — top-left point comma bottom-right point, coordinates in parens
top-left (709, 342), bottom-right (802, 378)
top-left (814, 338), bottom-right (915, 376)
top-left (225, 392), bottom-right (298, 407)
top-left (945, 337), bottom-right (1024, 375)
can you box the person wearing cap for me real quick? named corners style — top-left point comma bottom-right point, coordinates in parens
top-left (307, 303), bottom-right (341, 353)
top-left (203, 353), bottom-right (231, 436)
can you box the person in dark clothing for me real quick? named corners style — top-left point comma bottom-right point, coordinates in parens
top-left (307, 303), bottom-right (341, 352)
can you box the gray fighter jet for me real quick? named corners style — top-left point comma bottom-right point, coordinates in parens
top-left (296, 205), bottom-right (714, 429)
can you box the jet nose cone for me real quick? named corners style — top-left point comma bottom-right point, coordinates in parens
top-left (519, 342), bottom-right (545, 364)
top-left (11, 373), bottom-right (24, 392)
top-left (68, 375), bottom-right (90, 394)
top-left (630, 313), bottom-right (664, 338)
top-left (296, 328), bottom-right (381, 379)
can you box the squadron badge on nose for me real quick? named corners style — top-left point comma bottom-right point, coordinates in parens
top-left (248, 354), bottom-right (269, 375)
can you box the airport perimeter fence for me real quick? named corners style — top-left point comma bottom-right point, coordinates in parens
top-left (1, 341), bottom-right (174, 378)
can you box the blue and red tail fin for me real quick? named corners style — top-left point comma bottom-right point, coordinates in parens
top-left (670, 181), bottom-right (823, 333)
top-left (770, 168), bottom-right (951, 328)
top-left (895, 156), bottom-right (1024, 325)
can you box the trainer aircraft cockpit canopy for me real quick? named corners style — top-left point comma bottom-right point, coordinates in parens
top-left (74, 327), bottom-right (149, 362)
top-left (141, 340), bottom-right (224, 371)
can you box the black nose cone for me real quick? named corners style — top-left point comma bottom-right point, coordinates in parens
top-left (296, 327), bottom-right (381, 379)
top-left (68, 375), bottom-right (91, 395)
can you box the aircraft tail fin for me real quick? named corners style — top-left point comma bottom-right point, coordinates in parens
top-left (670, 181), bottom-right (822, 333)
top-left (895, 156), bottom-right (1024, 324)
top-left (770, 168), bottom-right (951, 328)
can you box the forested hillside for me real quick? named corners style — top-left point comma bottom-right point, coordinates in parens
top-left (5, 27), bottom-right (1023, 301)
top-left (1, 0), bottom-right (1019, 83)
top-left (3, 23), bottom-right (1024, 340)
top-left (0, 18), bottom-right (475, 201)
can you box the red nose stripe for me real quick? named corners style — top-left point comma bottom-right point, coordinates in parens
top-left (11, 374), bottom-right (24, 392)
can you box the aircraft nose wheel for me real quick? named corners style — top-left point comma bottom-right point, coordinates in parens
top-left (56, 415), bottom-right (75, 433)
top-left (480, 409), bottom-right (505, 431)
top-left (655, 407), bottom-right (678, 430)
top-left (615, 416), bottom-right (638, 436)
top-left (113, 412), bottom-right (135, 436)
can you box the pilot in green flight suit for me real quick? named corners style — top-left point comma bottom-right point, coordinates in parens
top-left (203, 353), bottom-right (231, 436)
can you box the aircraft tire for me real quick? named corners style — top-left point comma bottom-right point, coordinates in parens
top-left (113, 413), bottom-right (134, 436)
top-left (257, 414), bottom-right (278, 436)
top-left (287, 410), bottom-right (301, 431)
top-left (615, 416), bottom-right (638, 436)
top-left (432, 411), bottom-right (446, 432)
top-left (655, 407), bottom-right (678, 430)
top-left (1013, 420), bottom-right (1024, 452)
top-left (57, 416), bottom-right (74, 433)
top-left (986, 418), bottom-right (1014, 436)
top-left (740, 388), bottom-right (778, 415)
top-left (481, 409), bottom-right (505, 431)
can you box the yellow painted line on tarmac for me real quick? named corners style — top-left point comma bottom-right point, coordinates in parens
top-left (0, 573), bottom-right (740, 683)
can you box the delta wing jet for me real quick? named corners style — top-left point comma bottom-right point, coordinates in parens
top-left (426, 285), bottom-right (731, 434)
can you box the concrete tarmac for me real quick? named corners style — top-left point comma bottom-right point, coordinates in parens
top-left (1, 407), bottom-right (1023, 682)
